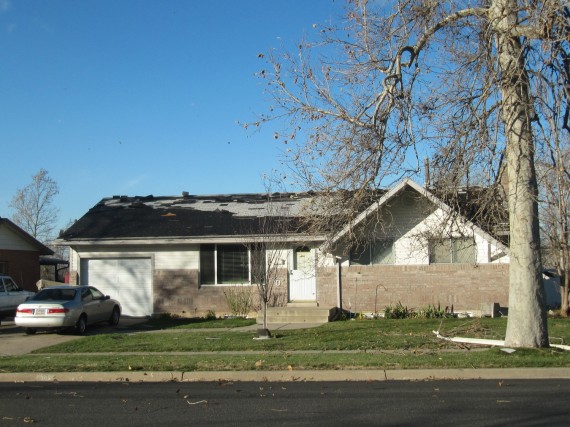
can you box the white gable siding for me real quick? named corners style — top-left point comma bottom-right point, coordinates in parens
top-left (347, 186), bottom-right (509, 265)
top-left (375, 188), bottom-right (434, 265)
top-left (0, 225), bottom-right (37, 251)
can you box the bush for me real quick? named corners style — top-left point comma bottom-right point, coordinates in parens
top-left (384, 303), bottom-right (456, 319)
top-left (223, 286), bottom-right (254, 318)
top-left (384, 302), bottom-right (414, 319)
top-left (417, 303), bottom-right (447, 319)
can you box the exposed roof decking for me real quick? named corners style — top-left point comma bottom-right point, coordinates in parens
top-left (60, 193), bottom-right (315, 241)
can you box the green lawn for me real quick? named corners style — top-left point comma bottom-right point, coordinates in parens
top-left (1, 317), bottom-right (570, 373)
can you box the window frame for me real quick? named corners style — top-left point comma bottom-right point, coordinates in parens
top-left (350, 239), bottom-right (395, 266)
top-left (429, 237), bottom-right (476, 264)
top-left (200, 244), bottom-right (262, 285)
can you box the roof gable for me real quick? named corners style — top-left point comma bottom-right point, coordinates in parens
top-left (0, 218), bottom-right (54, 255)
top-left (331, 179), bottom-right (509, 252)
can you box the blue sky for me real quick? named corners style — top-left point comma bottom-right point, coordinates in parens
top-left (0, 0), bottom-right (344, 233)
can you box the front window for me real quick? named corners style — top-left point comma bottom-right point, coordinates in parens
top-left (429, 237), bottom-right (476, 264)
top-left (200, 244), bottom-right (259, 285)
top-left (350, 239), bottom-right (394, 265)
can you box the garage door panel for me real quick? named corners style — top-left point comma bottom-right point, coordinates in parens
top-left (81, 258), bottom-right (152, 317)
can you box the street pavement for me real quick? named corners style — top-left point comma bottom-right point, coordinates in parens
top-left (4, 379), bottom-right (570, 426)
top-left (2, 318), bottom-right (570, 382)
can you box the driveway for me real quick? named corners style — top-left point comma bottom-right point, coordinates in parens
top-left (0, 317), bottom-right (146, 356)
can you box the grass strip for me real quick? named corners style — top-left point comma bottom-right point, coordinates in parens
top-left (2, 318), bottom-right (569, 373)
top-left (2, 348), bottom-right (570, 372)
top-left (33, 318), bottom-right (513, 354)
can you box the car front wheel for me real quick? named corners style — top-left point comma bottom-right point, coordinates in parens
top-left (108, 307), bottom-right (120, 326)
top-left (75, 315), bottom-right (87, 335)
top-left (25, 328), bottom-right (37, 335)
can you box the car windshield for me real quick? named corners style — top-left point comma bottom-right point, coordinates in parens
top-left (33, 288), bottom-right (77, 301)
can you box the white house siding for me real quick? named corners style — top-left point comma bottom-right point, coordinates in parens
top-left (153, 246), bottom-right (200, 270)
top-left (336, 186), bottom-right (508, 267)
top-left (0, 226), bottom-right (37, 251)
top-left (387, 190), bottom-right (507, 265)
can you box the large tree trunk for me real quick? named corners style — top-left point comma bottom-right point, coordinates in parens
top-left (491, 0), bottom-right (549, 347)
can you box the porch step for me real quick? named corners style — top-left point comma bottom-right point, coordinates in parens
top-left (257, 306), bottom-right (332, 324)
top-left (286, 302), bottom-right (319, 308)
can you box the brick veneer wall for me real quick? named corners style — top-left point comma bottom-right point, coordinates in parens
top-left (0, 249), bottom-right (41, 291)
top-left (317, 264), bottom-right (510, 314)
top-left (153, 269), bottom-right (288, 317)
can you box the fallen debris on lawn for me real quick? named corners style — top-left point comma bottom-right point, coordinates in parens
top-left (433, 331), bottom-right (570, 351)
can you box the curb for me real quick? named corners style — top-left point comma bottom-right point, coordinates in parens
top-left (1, 368), bottom-right (570, 383)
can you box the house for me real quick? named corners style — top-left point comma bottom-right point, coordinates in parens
top-left (57, 179), bottom-right (510, 319)
top-left (0, 217), bottom-right (54, 291)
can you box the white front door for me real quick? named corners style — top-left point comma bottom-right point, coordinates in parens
top-left (289, 247), bottom-right (316, 301)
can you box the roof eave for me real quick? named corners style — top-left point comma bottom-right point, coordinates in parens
top-left (56, 233), bottom-right (326, 247)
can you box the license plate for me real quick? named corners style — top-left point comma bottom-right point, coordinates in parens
top-left (34, 308), bottom-right (46, 316)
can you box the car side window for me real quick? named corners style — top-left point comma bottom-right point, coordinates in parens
top-left (4, 278), bottom-right (20, 292)
top-left (81, 288), bottom-right (93, 302)
top-left (0, 280), bottom-right (5, 293)
top-left (90, 288), bottom-right (104, 300)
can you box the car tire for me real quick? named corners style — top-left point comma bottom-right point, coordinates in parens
top-left (109, 306), bottom-right (120, 326)
top-left (25, 328), bottom-right (37, 335)
top-left (75, 315), bottom-right (87, 335)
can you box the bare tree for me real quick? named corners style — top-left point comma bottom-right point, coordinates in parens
top-left (534, 27), bottom-right (570, 316)
top-left (537, 137), bottom-right (570, 316)
top-left (253, 1), bottom-right (569, 347)
top-left (246, 194), bottom-right (291, 337)
top-left (10, 169), bottom-right (59, 243)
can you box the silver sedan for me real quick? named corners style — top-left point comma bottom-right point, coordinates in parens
top-left (15, 285), bottom-right (121, 335)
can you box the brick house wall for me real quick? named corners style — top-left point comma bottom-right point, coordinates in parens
top-left (153, 268), bottom-right (289, 317)
top-left (0, 249), bottom-right (42, 292)
top-left (317, 264), bottom-right (510, 315)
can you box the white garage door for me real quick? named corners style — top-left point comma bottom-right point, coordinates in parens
top-left (81, 258), bottom-right (152, 317)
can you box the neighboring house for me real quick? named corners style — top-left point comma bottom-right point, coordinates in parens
top-left (542, 270), bottom-right (562, 309)
top-left (0, 217), bottom-right (54, 292)
top-left (57, 179), bottom-right (510, 318)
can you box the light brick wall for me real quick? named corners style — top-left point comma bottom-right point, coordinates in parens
top-left (317, 263), bottom-right (509, 314)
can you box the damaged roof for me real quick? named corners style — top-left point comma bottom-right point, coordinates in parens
top-left (60, 192), bottom-right (315, 241)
